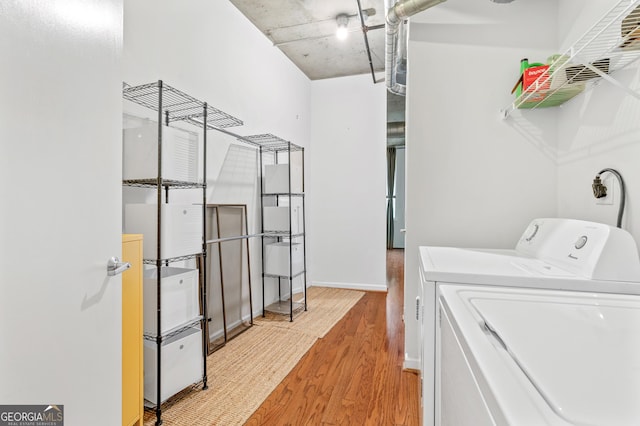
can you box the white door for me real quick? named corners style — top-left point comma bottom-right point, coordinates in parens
top-left (0, 2), bottom-right (123, 425)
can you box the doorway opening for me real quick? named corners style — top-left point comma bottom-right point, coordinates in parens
top-left (386, 92), bottom-right (406, 251)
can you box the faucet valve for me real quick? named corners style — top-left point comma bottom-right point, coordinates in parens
top-left (593, 175), bottom-right (607, 198)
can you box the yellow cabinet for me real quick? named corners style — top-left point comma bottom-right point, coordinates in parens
top-left (122, 234), bottom-right (143, 426)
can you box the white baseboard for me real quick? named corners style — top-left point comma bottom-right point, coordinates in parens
top-left (403, 355), bottom-right (421, 371)
top-left (312, 281), bottom-right (387, 292)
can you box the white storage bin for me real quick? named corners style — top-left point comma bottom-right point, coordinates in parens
top-left (143, 267), bottom-right (199, 335)
top-left (144, 326), bottom-right (203, 404)
top-left (263, 206), bottom-right (301, 233)
top-left (264, 242), bottom-right (304, 276)
top-left (124, 204), bottom-right (202, 259)
top-left (123, 123), bottom-right (199, 182)
top-left (264, 164), bottom-right (302, 194)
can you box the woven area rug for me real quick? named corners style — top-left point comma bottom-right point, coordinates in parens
top-left (143, 286), bottom-right (364, 426)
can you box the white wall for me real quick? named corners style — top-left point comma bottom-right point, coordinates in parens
top-left (123, 0), bottom-right (311, 312)
top-left (124, 0), bottom-right (310, 143)
top-left (309, 75), bottom-right (387, 291)
top-left (556, 0), bottom-right (640, 245)
top-left (0, 2), bottom-right (123, 424)
top-left (404, 0), bottom-right (560, 366)
top-left (405, 0), bottom-right (640, 369)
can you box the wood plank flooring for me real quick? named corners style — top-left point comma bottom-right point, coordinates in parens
top-left (246, 249), bottom-right (420, 426)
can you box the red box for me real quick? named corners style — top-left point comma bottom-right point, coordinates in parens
top-left (523, 65), bottom-right (550, 101)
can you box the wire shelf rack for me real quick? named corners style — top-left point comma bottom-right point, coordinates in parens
top-left (242, 133), bottom-right (303, 152)
top-left (263, 300), bottom-right (306, 316)
top-left (142, 253), bottom-right (202, 265)
top-left (185, 107), bottom-right (244, 129)
top-left (502, 0), bottom-right (640, 118)
top-left (123, 81), bottom-right (243, 128)
top-left (262, 192), bottom-right (305, 197)
top-left (143, 380), bottom-right (205, 411)
top-left (263, 270), bottom-right (306, 279)
top-left (263, 231), bottom-right (305, 238)
top-left (143, 318), bottom-right (204, 341)
top-left (123, 82), bottom-right (203, 122)
top-left (123, 80), bottom-right (213, 426)
top-left (123, 179), bottom-right (205, 189)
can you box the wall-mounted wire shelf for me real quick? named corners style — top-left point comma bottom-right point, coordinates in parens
top-left (502, 0), bottom-right (640, 118)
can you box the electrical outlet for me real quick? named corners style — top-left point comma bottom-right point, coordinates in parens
top-left (597, 175), bottom-right (614, 205)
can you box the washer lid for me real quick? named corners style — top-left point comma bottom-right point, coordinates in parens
top-left (472, 295), bottom-right (640, 426)
top-left (421, 247), bottom-right (549, 279)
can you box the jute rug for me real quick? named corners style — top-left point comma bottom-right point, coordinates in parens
top-left (143, 286), bottom-right (364, 426)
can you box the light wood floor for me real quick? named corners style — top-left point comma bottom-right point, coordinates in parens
top-left (246, 249), bottom-right (420, 425)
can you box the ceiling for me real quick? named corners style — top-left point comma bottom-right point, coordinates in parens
top-left (230, 0), bottom-right (405, 146)
top-left (230, 0), bottom-right (387, 81)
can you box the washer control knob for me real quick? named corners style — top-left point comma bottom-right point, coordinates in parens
top-left (575, 235), bottom-right (588, 250)
top-left (525, 224), bottom-right (539, 242)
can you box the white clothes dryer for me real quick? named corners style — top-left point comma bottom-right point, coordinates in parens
top-left (419, 218), bottom-right (640, 426)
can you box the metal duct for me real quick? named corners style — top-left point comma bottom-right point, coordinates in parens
top-left (386, 0), bottom-right (446, 95)
top-left (387, 121), bottom-right (406, 139)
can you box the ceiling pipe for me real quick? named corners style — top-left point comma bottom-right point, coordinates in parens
top-left (387, 121), bottom-right (406, 147)
top-left (356, 0), bottom-right (380, 84)
top-left (386, 0), bottom-right (446, 95)
top-left (387, 121), bottom-right (406, 139)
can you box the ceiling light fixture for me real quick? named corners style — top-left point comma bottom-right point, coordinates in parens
top-left (336, 14), bottom-right (349, 40)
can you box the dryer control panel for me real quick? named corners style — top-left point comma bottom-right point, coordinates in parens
top-left (516, 218), bottom-right (640, 282)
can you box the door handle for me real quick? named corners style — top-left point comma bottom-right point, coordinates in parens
top-left (107, 257), bottom-right (131, 276)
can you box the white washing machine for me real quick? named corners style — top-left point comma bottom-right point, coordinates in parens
top-left (437, 285), bottom-right (640, 426)
top-left (419, 218), bottom-right (640, 426)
